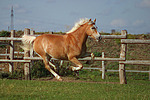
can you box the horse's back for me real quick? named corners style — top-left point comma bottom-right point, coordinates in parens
top-left (33, 34), bottom-right (68, 59)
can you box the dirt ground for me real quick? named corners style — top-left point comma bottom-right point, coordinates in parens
top-left (32, 77), bottom-right (119, 84)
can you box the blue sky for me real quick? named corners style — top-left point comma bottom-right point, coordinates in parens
top-left (0, 0), bottom-right (150, 34)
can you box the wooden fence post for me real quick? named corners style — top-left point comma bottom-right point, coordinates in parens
top-left (24, 28), bottom-right (31, 80)
top-left (5, 49), bottom-right (8, 59)
top-left (149, 67), bottom-right (150, 80)
top-left (30, 30), bottom-right (34, 57)
top-left (9, 30), bottom-right (15, 74)
top-left (119, 30), bottom-right (127, 84)
top-left (102, 52), bottom-right (105, 79)
top-left (30, 30), bottom-right (35, 68)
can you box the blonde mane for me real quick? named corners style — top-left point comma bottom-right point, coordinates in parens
top-left (66, 18), bottom-right (89, 34)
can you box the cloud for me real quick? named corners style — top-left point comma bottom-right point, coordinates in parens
top-left (110, 19), bottom-right (126, 27)
top-left (139, 0), bottom-right (150, 8)
top-left (97, 8), bottom-right (113, 16)
top-left (46, 0), bottom-right (56, 3)
top-left (70, 11), bottom-right (80, 16)
top-left (132, 20), bottom-right (144, 26)
top-left (4, 21), bottom-right (10, 26)
top-left (4, 4), bottom-right (28, 14)
top-left (13, 4), bottom-right (28, 13)
top-left (1, 4), bottom-right (28, 14)
top-left (15, 19), bottom-right (30, 25)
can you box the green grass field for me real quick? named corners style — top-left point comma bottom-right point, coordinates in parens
top-left (0, 72), bottom-right (150, 100)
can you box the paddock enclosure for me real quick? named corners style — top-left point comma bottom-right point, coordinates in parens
top-left (0, 28), bottom-right (150, 84)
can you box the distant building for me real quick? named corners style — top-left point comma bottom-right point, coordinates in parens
top-left (111, 29), bottom-right (115, 34)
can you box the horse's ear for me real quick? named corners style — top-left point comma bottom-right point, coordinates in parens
top-left (93, 19), bottom-right (96, 23)
top-left (89, 19), bottom-right (91, 22)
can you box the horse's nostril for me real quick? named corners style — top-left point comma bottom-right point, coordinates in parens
top-left (99, 36), bottom-right (102, 40)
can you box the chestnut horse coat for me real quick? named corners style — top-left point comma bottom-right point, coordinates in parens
top-left (22, 18), bottom-right (101, 81)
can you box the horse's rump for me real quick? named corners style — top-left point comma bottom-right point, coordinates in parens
top-left (33, 34), bottom-right (68, 60)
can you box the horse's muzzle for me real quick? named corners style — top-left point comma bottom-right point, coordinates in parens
top-left (96, 36), bottom-right (102, 42)
top-left (99, 36), bottom-right (102, 40)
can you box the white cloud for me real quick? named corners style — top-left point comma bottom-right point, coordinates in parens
top-left (2, 4), bottom-right (27, 14)
top-left (110, 19), bottom-right (126, 27)
top-left (46, 0), bottom-right (56, 3)
top-left (4, 21), bottom-right (10, 26)
top-left (97, 8), bottom-right (113, 16)
top-left (15, 19), bottom-right (30, 25)
top-left (132, 20), bottom-right (144, 26)
top-left (14, 4), bottom-right (28, 13)
top-left (6, 4), bottom-right (28, 14)
top-left (139, 0), bottom-right (150, 8)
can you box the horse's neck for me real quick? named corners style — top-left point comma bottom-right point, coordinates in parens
top-left (70, 26), bottom-right (88, 47)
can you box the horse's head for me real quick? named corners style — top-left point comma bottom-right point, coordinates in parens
top-left (86, 19), bottom-right (102, 41)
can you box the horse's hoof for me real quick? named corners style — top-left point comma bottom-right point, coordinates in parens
top-left (91, 53), bottom-right (95, 59)
top-left (56, 76), bottom-right (63, 81)
top-left (58, 78), bottom-right (63, 81)
top-left (71, 66), bottom-right (76, 71)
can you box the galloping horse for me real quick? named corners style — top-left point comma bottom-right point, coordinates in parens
top-left (22, 18), bottom-right (102, 81)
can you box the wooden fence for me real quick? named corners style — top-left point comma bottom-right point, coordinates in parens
top-left (0, 29), bottom-right (150, 84)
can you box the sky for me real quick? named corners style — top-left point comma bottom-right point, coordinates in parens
top-left (0, 0), bottom-right (150, 34)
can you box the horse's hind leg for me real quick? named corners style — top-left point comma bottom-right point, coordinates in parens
top-left (48, 61), bottom-right (57, 70)
top-left (42, 55), bottom-right (62, 81)
top-left (46, 54), bottom-right (57, 70)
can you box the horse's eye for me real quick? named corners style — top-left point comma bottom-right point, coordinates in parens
top-left (91, 27), bottom-right (95, 30)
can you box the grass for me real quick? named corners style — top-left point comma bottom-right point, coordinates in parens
top-left (0, 71), bottom-right (150, 100)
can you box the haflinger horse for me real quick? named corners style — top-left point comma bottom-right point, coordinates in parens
top-left (22, 18), bottom-right (102, 81)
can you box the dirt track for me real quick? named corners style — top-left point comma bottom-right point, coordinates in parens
top-left (32, 77), bottom-right (119, 84)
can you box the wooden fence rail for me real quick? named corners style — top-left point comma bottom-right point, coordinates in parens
top-left (0, 59), bottom-right (30, 63)
top-left (83, 67), bottom-right (150, 73)
top-left (0, 37), bottom-right (22, 41)
top-left (101, 35), bottom-right (127, 39)
top-left (121, 39), bottom-right (150, 44)
top-left (24, 57), bottom-right (125, 61)
top-left (120, 60), bottom-right (150, 65)
top-left (0, 29), bottom-right (150, 84)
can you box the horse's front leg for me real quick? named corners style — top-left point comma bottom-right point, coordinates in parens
top-left (84, 52), bottom-right (95, 59)
top-left (83, 52), bottom-right (95, 64)
top-left (69, 57), bottom-right (83, 71)
top-left (90, 52), bottom-right (95, 63)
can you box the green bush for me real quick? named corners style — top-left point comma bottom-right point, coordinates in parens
top-left (0, 70), bottom-right (24, 79)
top-left (31, 61), bottom-right (51, 78)
top-left (8, 70), bottom-right (24, 79)
top-left (0, 31), bottom-right (10, 48)
top-left (0, 61), bottom-right (75, 79)
top-left (115, 39), bottom-right (121, 45)
top-left (0, 72), bottom-right (10, 79)
top-left (127, 34), bottom-right (136, 39)
top-left (0, 31), bottom-right (10, 37)
top-left (93, 51), bottom-right (102, 57)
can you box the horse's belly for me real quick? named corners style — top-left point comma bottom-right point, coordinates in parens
top-left (48, 48), bottom-right (68, 60)
top-left (52, 53), bottom-right (68, 60)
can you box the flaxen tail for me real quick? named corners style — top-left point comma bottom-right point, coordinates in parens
top-left (21, 35), bottom-right (36, 51)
